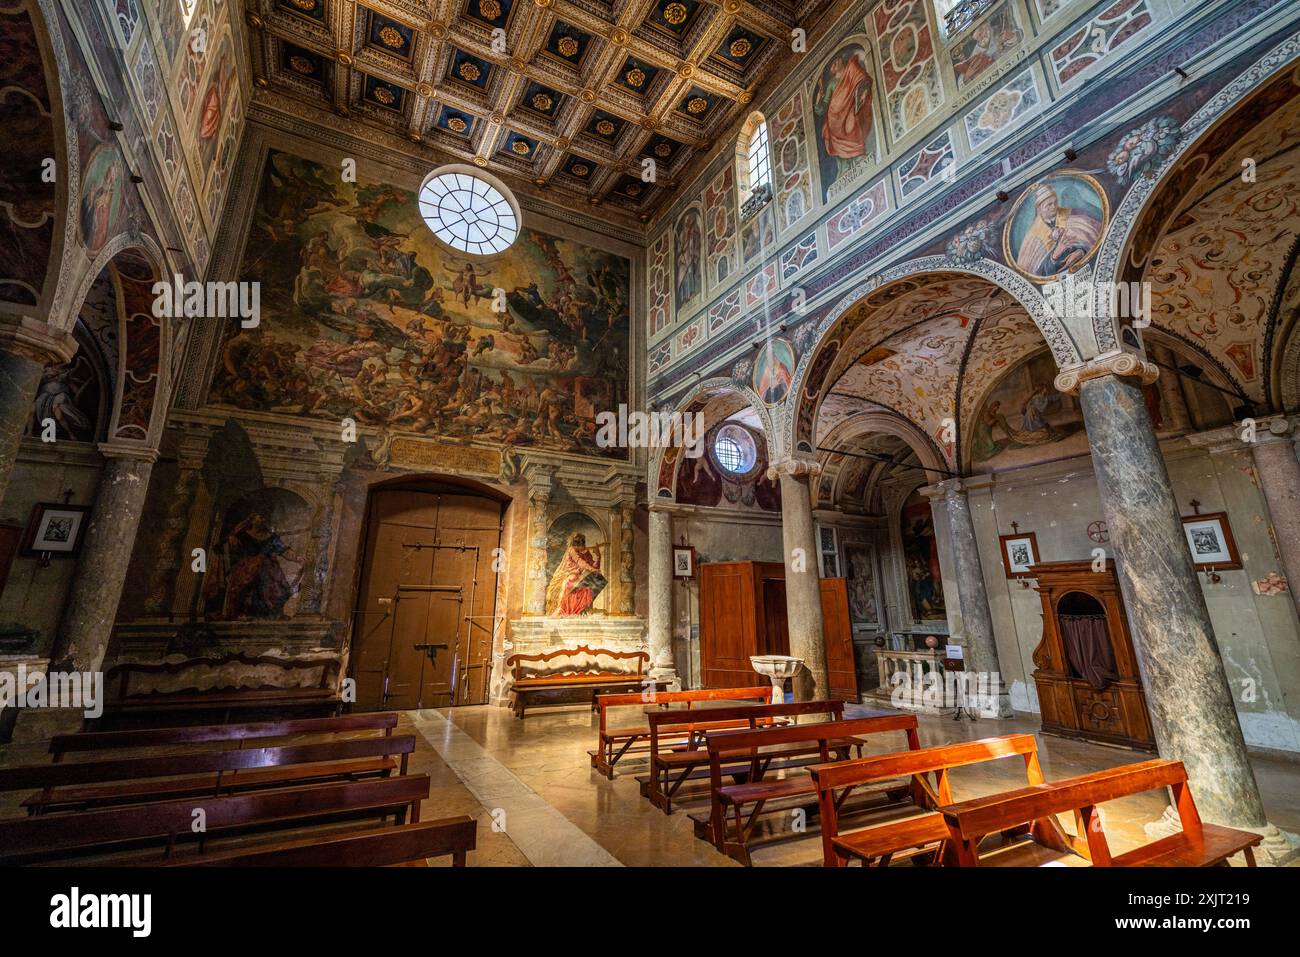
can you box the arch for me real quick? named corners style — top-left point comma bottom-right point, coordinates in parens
top-left (782, 256), bottom-right (1069, 457)
top-left (647, 376), bottom-right (776, 498)
top-left (1091, 32), bottom-right (1300, 353)
top-left (369, 471), bottom-right (513, 505)
top-left (818, 409), bottom-right (947, 479)
top-left (0, 0), bottom-right (78, 320)
top-left (64, 235), bottom-right (173, 450)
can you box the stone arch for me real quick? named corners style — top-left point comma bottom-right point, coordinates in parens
top-left (1091, 31), bottom-right (1300, 354)
top-left (647, 376), bottom-right (776, 499)
top-left (0, 0), bottom-right (79, 319)
top-left (818, 410), bottom-right (947, 479)
top-left (71, 235), bottom-right (173, 450)
top-left (782, 256), bottom-right (1071, 457)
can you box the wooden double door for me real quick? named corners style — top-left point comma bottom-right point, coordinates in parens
top-left (698, 560), bottom-right (858, 700)
top-left (352, 488), bottom-right (503, 711)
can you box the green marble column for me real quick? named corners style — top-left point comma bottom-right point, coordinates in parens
top-left (1077, 371), bottom-right (1267, 828)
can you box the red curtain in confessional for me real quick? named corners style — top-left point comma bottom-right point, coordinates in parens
top-left (1059, 614), bottom-right (1118, 690)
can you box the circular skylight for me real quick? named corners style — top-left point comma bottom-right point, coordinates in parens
top-left (713, 423), bottom-right (758, 476)
top-left (418, 166), bottom-right (520, 256)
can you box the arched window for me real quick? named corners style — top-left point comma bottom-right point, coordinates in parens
top-left (746, 120), bottom-right (770, 195)
top-left (933, 0), bottom-right (996, 39)
top-left (736, 112), bottom-right (772, 217)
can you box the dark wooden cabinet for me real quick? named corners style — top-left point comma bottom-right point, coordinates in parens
top-left (1029, 560), bottom-right (1155, 751)
top-left (699, 561), bottom-right (858, 701)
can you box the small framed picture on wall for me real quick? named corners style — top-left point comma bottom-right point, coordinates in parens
top-left (999, 531), bottom-right (1040, 578)
top-left (672, 544), bottom-right (697, 580)
top-left (1181, 512), bottom-right (1241, 570)
top-left (22, 503), bottom-right (92, 558)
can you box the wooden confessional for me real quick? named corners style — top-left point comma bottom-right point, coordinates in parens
top-left (1028, 560), bottom-right (1155, 751)
top-left (698, 560), bottom-right (858, 700)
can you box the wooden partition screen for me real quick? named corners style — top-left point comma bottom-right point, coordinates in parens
top-left (698, 561), bottom-right (858, 701)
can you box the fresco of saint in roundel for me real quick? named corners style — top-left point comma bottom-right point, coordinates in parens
top-left (1003, 171), bottom-right (1109, 283)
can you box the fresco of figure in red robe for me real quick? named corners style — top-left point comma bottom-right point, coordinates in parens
top-left (811, 41), bottom-right (876, 201)
top-left (545, 532), bottom-right (606, 617)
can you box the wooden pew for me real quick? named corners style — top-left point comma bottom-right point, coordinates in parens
top-left (809, 734), bottom-right (1044, 867)
top-left (506, 645), bottom-right (668, 718)
top-left (700, 712), bottom-right (921, 865)
top-left (643, 699), bottom-right (846, 814)
top-left (0, 774), bottom-right (431, 865)
top-left (168, 816), bottom-right (478, 867)
top-left (939, 758), bottom-right (1263, 867)
top-left (49, 713), bottom-right (399, 763)
top-left (101, 654), bottom-right (342, 729)
top-left (4, 734), bottom-right (416, 815)
top-left (589, 686), bottom-right (773, 778)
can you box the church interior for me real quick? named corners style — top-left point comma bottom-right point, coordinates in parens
top-left (3, 0), bottom-right (1300, 887)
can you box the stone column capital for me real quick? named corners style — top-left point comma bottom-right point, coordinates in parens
top-left (97, 442), bottom-right (160, 464)
top-left (0, 316), bottom-right (78, 365)
top-left (766, 457), bottom-right (821, 481)
top-left (1054, 351), bottom-right (1159, 395)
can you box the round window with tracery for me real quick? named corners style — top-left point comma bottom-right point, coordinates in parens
top-left (712, 423), bottom-right (758, 477)
top-left (418, 166), bottom-right (520, 256)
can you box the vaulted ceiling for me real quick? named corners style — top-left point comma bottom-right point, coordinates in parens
top-left (246, 0), bottom-right (832, 223)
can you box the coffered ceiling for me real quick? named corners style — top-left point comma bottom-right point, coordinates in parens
top-left (245, 0), bottom-right (833, 225)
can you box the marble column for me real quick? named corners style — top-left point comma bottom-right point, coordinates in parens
top-left (54, 446), bottom-right (157, 675)
top-left (1249, 420), bottom-right (1300, 626)
top-left (0, 319), bottom-right (78, 506)
top-left (647, 506), bottom-right (677, 683)
top-left (939, 479), bottom-right (1013, 718)
top-left (772, 459), bottom-right (829, 702)
top-left (1070, 364), bottom-right (1269, 831)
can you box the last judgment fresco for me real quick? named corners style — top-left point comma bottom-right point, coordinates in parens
top-left (209, 151), bottom-right (631, 459)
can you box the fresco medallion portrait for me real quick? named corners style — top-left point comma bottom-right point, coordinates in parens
top-left (1002, 171), bottom-right (1109, 283)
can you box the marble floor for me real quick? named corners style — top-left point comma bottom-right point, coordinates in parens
top-left (4, 703), bottom-right (1298, 866)
top-left (416, 702), bottom-right (1300, 867)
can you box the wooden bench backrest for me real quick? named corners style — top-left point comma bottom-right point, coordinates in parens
top-left (595, 686), bottom-right (772, 734)
top-left (941, 758), bottom-right (1193, 865)
top-left (0, 734), bottom-right (417, 792)
top-left (175, 816), bottom-right (477, 867)
top-left (807, 733), bottom-right (1041, 866)
top-left (506, 645), bottom-right (648, 681)
top-left (646, 698), bottom-right (844, 730)
top-left (809, 733), bottom-right (1041, 794)
top-left (0, 773), bottom-right (431, 863)
top-left (49, 713), bottom-right (399, 760)
top-left (703, 712), bottom-right (919, 756)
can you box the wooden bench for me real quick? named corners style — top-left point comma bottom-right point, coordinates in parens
top-left (100, 654), bottom-right (342, 729)
top-left (507, 645), bottom-right (667, 718)
top-left (699, 712), bottom-right (921, 865)
top-left (643, 699), bottom-right (846, 814)
top-left (168, 816), bottom-right (477, 867)
top-left (0, 773), bottom-right (431, 865)
top-left (809, 733), bottom-right (1044, 867)
top-left (49, 713), bottom-right (399, 762)
top-left (5, 734), bottom-right (416, 815)
top-left (589, 686), bottom-right (773, 778)
top-left (939, 757), bottom-right (1263, 867)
